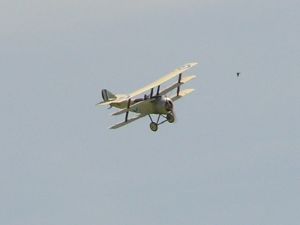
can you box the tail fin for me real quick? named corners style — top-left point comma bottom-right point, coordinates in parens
top-left (101, 89), bottom-right (117, 102)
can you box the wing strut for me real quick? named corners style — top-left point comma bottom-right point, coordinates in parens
top-left (125, 98), bottom-right (131, 122)
top-left (156, 85), bottom-right (160, 96)
top-left (176, 73), bottom-right (182, 96)
top-left (150, 88), bottom-right (154, 98)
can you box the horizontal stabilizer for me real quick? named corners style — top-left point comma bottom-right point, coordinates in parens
top-left (110, 114), bottom-right (146, 129)
top-left (95, 101), bottom-right (112, 107)
top-left (171, 89), bottom-right (194, 101)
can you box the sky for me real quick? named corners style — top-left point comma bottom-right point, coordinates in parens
top-left (1, 0), bottom-right (300, 225)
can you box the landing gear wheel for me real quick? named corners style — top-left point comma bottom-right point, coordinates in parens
top-left (150, 122), bottom-right (158, 132)
top-left (166, 112), bottom-right (175, 123)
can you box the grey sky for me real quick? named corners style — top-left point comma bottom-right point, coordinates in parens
top-left (1, 0), bottom-right (300, 225)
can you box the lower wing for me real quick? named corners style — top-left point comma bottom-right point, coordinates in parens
top-left (109, 114), bottom-right (146, 129)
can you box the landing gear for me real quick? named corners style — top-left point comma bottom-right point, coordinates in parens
top-left (148, 112), bottom-right (175, 131)
top-left (150, 122), bottom-right (158, 132)
top-left (149, 115), bottom-right (159, 132)
top-left (166, 112), bottom-right (175, 123)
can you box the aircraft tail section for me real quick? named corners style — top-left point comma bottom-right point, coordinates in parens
top-left (101, 89), bottom-right (117, 102)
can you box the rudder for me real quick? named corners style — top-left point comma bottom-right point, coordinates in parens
top-left (101, 89), bottom-right (117, 102)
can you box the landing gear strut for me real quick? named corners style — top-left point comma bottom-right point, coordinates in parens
top-left (148, 112), bottom-right (174, 132)
top-left (148, 115), bottom-right (160, 132)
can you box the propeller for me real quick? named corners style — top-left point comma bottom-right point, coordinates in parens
top-left (165, 97), bottom-right (176, 123)
top-left (171, 108), bottom-right (177, 123)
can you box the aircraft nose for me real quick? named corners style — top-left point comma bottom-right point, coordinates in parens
top-left (165, 99), bottom-right (173, 111)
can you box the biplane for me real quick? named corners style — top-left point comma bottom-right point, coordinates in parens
top-left (96, 62), bottom-right (197, 131)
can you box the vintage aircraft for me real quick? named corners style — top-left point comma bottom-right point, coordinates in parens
top-left (96, 62), bottom-right (197, 131)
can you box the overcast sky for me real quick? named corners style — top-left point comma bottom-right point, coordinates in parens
top-left (1, 0), bottom-right (300, 225)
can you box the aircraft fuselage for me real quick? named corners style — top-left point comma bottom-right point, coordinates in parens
top-left (111, 96), bottom-right (173, 115)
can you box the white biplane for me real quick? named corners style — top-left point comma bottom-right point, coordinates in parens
top-left (96, 62), bottom-right (197, 131)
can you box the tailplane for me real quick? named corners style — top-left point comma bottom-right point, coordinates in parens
top-left (97, 89), bottom-right (127, 107)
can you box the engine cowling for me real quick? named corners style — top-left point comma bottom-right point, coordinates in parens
top-left (165, 98), bottom-right (173, 111)
top-left (154, 96), bottom-right (174, 114)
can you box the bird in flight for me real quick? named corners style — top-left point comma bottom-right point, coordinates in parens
top-left (237, 72), bottom-right (240, 77)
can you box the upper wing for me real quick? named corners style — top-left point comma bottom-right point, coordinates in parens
top-left (109, 114), bottom-right (146, 129)
top-left (128, 62), bottom-right (198, 99)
